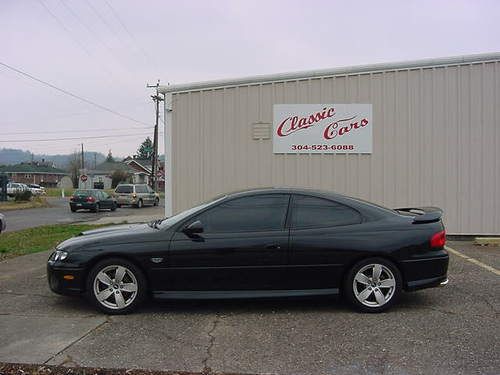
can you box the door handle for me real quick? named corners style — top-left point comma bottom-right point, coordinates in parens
top-left (265, 244), bottom-right (281, 250)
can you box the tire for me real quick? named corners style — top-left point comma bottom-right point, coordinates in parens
top-left (92, 203), bottom-right (100, 213)
top-left (116, 204), bottom-right (122, 208)
top-left (86, 258), bottom-right (147, 315)
top-left (71, 208), bottom-right (77, 212)
top-left (111, 203), bottom-right (117, 211)
top-left (153, 197), bottom-right (159, 206)
top-left (344, 257), bottom-right (402, 313)
top-left (136, 199), bottom-right (143, 208)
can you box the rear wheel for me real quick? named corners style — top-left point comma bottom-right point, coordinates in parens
top-left (70, 207), bottom-right (77, 212)
top-left (92, 203), bottom-right (100, 213)
top-left (344, 257), bottom-right (402, 313)
top-left (86, 258), bottom-right (146, 314)
top-left (111, 203), bottom-right (117, 211)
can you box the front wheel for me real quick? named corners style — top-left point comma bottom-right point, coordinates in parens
top-left (136, 199), bottom-right (143, 209)
top-left (153, 197), bottom-right (159, 206)
top-left (344, 257), bottom-right (402, 313)
top-left (86, 258), bottom-right (147, 314)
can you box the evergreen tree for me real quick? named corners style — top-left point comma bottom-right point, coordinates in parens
top-left (137, 137), bottom-right (153, 159)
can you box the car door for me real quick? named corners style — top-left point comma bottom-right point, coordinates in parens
top-left (287, 194), bottom-right (363, 290)
top-left (164, 194), bottom-right (291, 291)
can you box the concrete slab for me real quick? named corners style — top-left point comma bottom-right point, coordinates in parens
top-left (0, 315), bottom-right (107, 364)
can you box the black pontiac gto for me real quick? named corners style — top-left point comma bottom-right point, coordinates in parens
top-left (47, 188), bottom-right (449, 314)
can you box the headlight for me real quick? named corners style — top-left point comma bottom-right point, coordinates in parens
top-left (53, 250), bottom-right (68, 261)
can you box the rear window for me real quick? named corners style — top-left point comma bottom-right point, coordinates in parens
top-left (74, 190), bottom-right (92, 196)
top-left (291, 195), bottom-right (362, 229)
top-left (115, 185), bottom-right (133, 194)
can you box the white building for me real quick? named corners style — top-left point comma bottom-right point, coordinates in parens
top-left (160, 53), bottom-right (500, 235)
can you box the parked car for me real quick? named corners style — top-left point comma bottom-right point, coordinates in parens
top-left (27, 184), bottom-right (46, 196)
top-left (114, 184), bottom-right (159, 208)
top-left (6, 182), bottom-right (28, 197)
top-left (0, 213), bottom-right (5, 233)
top-left (69, 189), bottom-right (117, 212)
top-left (48, 188), bottom-right (449, 314)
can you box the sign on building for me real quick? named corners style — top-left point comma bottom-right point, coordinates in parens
top-left (273, 104), bottom-right (372, 154)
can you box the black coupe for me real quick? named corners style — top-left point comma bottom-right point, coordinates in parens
top-left (48, 188), bottom-right (449, 314)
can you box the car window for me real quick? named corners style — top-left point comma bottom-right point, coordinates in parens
top-left (135, 185), bottom-right (147, 193)
top-left (102, 192), bottom-right (109, 199)
top-left (194, 194), bottom-right (290, 233)
top-left (115, 185), bottom-right (133, 194)
top-left (291, 195), bottom-right (361, 229)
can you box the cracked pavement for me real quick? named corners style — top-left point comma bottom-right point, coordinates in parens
top-left (0, 241), bottom-right (499, 374)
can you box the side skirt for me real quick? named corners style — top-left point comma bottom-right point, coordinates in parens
top-left (152, 288), bottom-right (339, 300)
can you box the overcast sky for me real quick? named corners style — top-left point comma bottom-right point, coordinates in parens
top-left (1, 0), bottom-right (499, 158)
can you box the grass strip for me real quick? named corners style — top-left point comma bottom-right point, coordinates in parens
top-left (0, 223), bottom-right (105, 260)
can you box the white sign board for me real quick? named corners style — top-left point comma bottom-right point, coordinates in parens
top-left (273, 104), bottom-right (372, 153)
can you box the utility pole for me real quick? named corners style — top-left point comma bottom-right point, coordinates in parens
top-left (81, 143), bottom-right (85, 169)
top-left (147, 80), bottom-right (163, 191)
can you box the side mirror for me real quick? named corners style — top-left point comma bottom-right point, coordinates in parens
top-left (183, 220), bottom-right (204, 235)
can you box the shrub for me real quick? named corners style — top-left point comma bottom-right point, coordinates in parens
top-left (14, 190), bottom-right (32, 202)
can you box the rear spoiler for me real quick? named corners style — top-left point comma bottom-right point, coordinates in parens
top-left (395, 207), bottom-right (443, 224)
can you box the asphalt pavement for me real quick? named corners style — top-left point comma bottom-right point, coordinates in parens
top-left (2, 197), bottom-right (165, 232)
top-left (0, 241), bottom-right (498, 375)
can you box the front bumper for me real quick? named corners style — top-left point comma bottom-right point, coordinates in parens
top-left (47, 260), bottom-right (86, 295)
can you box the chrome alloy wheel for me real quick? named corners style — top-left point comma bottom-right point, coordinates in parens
top-left (353, 263), bottom-right (396, 307)
top-left (93, 265), bottom-right (138, 310)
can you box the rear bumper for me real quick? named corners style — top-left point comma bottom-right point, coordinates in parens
top-left (70, 202), bottom-right (96, 210)
top-left (116, 197), bottom-right (136, 205)
top-left (400, 249), bottom-right (449, 291)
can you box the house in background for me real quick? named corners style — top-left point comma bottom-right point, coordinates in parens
top-left (0, 160), bottom-right (68, 187)
top-left (78, 160), bottom-right (133, 189)
top-left (123, 156), bottom-right (165, 189)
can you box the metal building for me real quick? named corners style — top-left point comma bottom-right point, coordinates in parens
top-left (160, 53), bottom-right (500, 235)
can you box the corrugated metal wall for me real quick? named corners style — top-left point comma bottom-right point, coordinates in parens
top-left (169, 59), bottom-right (500, 234)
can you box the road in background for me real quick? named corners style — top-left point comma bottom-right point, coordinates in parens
top-left (2, 197), bottom-right (165, 232)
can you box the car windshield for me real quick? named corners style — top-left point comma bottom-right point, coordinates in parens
top-left (116, 185), bottom-right (133, 193)
top-left (155, 195), bottom-right (226, 229)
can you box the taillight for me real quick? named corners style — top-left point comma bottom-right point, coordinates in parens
top-left (86, 196), bottom-right (95, 202)
top-left (430, 230), bottom-right (446, 249)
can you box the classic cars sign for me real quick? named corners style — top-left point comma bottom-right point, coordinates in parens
top-left (273, 104), bottom-right (372, 153)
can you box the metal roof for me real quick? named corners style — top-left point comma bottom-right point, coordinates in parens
top-left (159, 52), bottom-right (500, 94)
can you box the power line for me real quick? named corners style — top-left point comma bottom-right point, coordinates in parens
top-left (58, 0), bottom-right (128, 71)
top-left (0, 61), bottom-right (150, 127)
top-left (37, 0), bottom-right (117, 83)
top-left (0, 132), bottom-right (155, 143)
top-left (1, 126), bottom-right (153, 136)
top-left (103, 0), bottom-right (155, 66)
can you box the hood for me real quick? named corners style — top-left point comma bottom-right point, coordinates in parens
top-left (57, 223), bottom-right (154, 250)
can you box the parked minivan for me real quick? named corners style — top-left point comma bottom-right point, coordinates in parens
top-left (114, 184), bottom-right (160, 208)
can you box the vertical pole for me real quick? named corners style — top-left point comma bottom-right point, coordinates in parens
top-left (164, 92), bottom-right (173, 217)
top-left (152, 93), bottom-right (159, 191)
top-left (81, 143), bottom-right (84, 169)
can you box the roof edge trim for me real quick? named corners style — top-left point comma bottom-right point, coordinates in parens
top-left (159, 52), bottom-right (500, 94)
